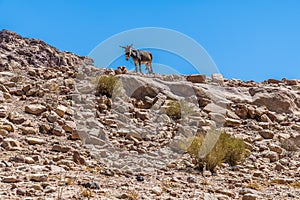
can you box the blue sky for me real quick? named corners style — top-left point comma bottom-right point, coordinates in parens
top-left (1, 0), bottom-right (300, 81)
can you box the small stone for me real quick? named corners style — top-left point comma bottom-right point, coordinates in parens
top-left (151, 186), bottom-right (163, 195)
top-left (81, 182), bottom-right (100, 189)
top-left (136, 175), bottom-right (144, 182)
top-left (25, 104), bottom-right (46, 115)
top-left (211, 73), bottom-right (224, 85)
top-left (73, 151), bottom-right (86, 165)
top-left (52, 123), bottom-right (64, 136)
top-left (187, 176), bottom-right (198, 183)
top-left (260, 114), bottom-right (272, 122)
top-left (101, 168), bottom-right (115, 177)
top-left (0, 129), bottom-right (8, 137)
top-left (20, 127), bottom-right (38, 135)
top-left (1, 138), bottom-right (20, 150)
top-left (242, 193), bottom-right (259, 200)
top-left (25, 157), bottom-right (35, 164)
top-left (275, 163), bottom-right (285, 171)
top-left (52, 144), bottom-right (71, 153)
top-left (16, 188), bottom-right (26, 195)
top-left (225, 118), bottom-right (242, 127)
top-left (264, 151), bottom-right (279, 162)
top-left (269, 144), bottom-right (283, 154)
top-left (69, 131), bottom-right (80, 140)
top-left (2, 176), bottom-right (20, 183)
top-left (186, 74), bottom-right (206, 83)
top-left (9, 155), bottom-right (25, 163)
top-left (44, 186), bottom-right (56, 193)
top-left (31, 184), bottom-right (43, 190)
top-left (55, 105), bottom-right (67, 117)
top-left (135, 110), bottom-right (149, 120)
top-left (30, 174), bottom-right (48, 182)
top-left (259, 130), bottom-right (274, 139)
top-left (62, 120), bottom-right (76, 133)
top-left (26, 137), bottom-right (46, 145)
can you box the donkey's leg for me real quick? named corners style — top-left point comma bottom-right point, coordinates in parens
top-left (145, 63), bottom-right (151, 74)
top-left (149, 62), bottom-right (153, 74)
top-left (134, 62), bottom-right (138, 73)
top-left (139, 63), bottom-right (142, 73)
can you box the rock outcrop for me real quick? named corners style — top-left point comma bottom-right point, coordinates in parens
top-left (0, 29), bottom-right (299, 199)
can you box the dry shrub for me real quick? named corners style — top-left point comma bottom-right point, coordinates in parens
top-left (187, 131), bottom-right (248, 172)
top-left (165, 100), bottom-right (181, 120)
top-left (95, 75), bottom-right (118, 97)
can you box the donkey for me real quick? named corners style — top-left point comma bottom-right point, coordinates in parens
top-left (120, 44), bottom-right (153, 74)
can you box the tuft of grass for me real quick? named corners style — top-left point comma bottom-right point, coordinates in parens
top-left (95, 75), bottom-right (118, 98)
top-left (81, 188), bottom-right (92, 198)
top-left (186, 131), bottom-right (249, 172)
top-left (165, 100), bottom-right (181, 120)
top-left (126, 190), bottom-right (141, 200)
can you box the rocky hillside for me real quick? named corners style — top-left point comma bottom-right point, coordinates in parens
top-left (0, 29), bottom-right (299, 199)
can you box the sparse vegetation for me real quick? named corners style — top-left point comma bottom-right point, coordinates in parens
top-left (165, 100), bottom-right (181, 120)
top-left (186, 131), bottom-right (249, 172)
top-left (95, 75), bottom-right (118, 97)
top-left (125, 190), bottom-right (141, 200)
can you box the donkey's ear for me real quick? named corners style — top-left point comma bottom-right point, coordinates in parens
top-left (120, 45), bottom-right (126, 49)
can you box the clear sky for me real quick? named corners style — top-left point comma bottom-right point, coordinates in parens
top-left (1, 0), bottom-right (300, 81)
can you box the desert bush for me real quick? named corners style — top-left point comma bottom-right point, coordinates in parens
top-left (165, 100), bottom-right (181, 120)
top-left (95, 75), bottom-right (118, 97)
top-left (186, 131), bottom-right (248, 172)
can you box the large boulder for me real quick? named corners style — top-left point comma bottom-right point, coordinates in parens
top-left (252, 89), bottom-right (298, 113)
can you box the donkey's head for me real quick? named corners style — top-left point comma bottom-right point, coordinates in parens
top-left (120, 44), bottom-right (134, 61)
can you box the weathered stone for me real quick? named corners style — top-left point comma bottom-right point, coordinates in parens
top-left (263, 151), bottom-right (279, 162)
top-left (2, 176), bottom-right (20, 183)
top-left (225, 118), bottom-right (242, 127)
top-left (226, 110), bottom-right (240, 120)
top-left (52, 144), bottom-right (71, 153)
top-left (25, 156), bottom-right (35, 164)
top-left (211, 73), bottom-right (224, 85)
top-left (55, 104), bottom-right (67, 117)
top-left (20, 126), bottom-right (38, 135)
top-left (73, 151), bottom-right (86, 165)
top-left (62, 120), bottom-right (76, 133)
top-left (135, 110), bottom-right (149, 120)
top-left (186, 74), bottom-right (206, 83)
top-left (0, 129), bottom-right (9, 136)
top-left (25, 104), bottom-right (46, 115)
top-left (151, 186), bottom-right (163, 195)
top-left (204, 103), bottom-right (226, 114)
top-left (242, 193), bottom-right (259, 200)
top-left (252, 91), bottom-right (294, 113)
top-left (16, 188), bottom-right (26, 196)
top-left (26, 137), bottom-right (46, 145)
top-left (30, 174), bottom-right (48, 182)
top-left (1, 138), bottom-right (20, 150)
top-left (259, 130), bottom-right (274, 139)
top-left (260, 114), bottom-right (272, 123)
top-left (52, 123), bottom-right (64, 136)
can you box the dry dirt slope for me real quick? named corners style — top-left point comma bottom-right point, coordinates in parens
top-left (0, 29), bottom-right (299, 199)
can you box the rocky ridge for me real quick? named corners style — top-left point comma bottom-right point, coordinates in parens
top-left (0, 29), bottom-right (299, 199)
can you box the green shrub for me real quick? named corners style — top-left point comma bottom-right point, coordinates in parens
top-left (186, 131), bottom-right (248, 172)
top-left (95, 75), bottom-right (118, 97)
top-left (165, 100), bottom-right (181, 120)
